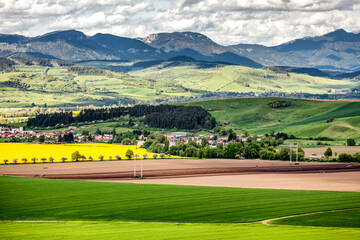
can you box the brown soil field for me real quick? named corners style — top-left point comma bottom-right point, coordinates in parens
top-left (1, 159), bottom-right (359, 191)
top-left (114, 172), bottom-right (360, 192)
top-left (303, 146), bottom-right (360, 157)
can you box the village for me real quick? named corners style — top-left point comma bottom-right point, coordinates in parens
top-left (0, 126), bottom-right (248, 147)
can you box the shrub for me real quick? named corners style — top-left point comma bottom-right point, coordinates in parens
top-left (98, 155), bottom-right (104, 161)
top-left (346, 138), bottom-right (356, 146)
top-left (114, 155), bottom-right (121, 160)
top-left (338, 153), bottom-right (353, 162)
top-left (125, 149), bottom-right (134, 159)
top-left (152, 153), bottom-right (158, 159)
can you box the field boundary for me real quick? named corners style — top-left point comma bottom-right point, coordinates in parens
top-left (2, 207), bottom-right (358, 226)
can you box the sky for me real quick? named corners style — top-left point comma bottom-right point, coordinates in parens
top-left (0, 0), bottom-right (359, 46)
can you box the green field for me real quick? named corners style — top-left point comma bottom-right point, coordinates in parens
top-left (0, 65), bottom-right (198, 108)
top-left (272, 209), bottom-right (360, 228)
top-left (182, 98), bottom-right (360, 141)
top-left (1, 222), bottom-right (359, 240)
top-left (0, 176), bottom-right (359, 239)
top-left (131, 64), bottom-right (358, 94)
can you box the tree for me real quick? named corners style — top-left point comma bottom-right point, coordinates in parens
top-left (159, 153), bottom-right (165, 158)
top-left (3, 159), bottom-right (8, 164)
top-left (31, 157), bottom-right (37, 163)
top-left (61, 157), bottom-right (68, 162)
top-left (71, 151), bottom-right (81, 161)
top-left (152, 153), bottom-right (158, 159)
top-left (142, 153), bottom-right (148, 159)
top-left (201, 137), bottom-right (209, 147)
top-left (49, 157), bottom-right (54, 163)
top-left (125, 149), bottom-right (134, 159)
top-left (98, 155), bottom-right (104, 161)
top-left (279, 147), bottom-right (290, 160)
top-left (12, 158), bottom-right (18, 164)
top-left (108, 156), bottom-right (112, 160)
top-left (324, 147), bottom-right (333, 159)
top-left (115, 155), bottom-right (121, 160)
top-left (38, 135), bottom-right (45, 143)
top-left (197, 148), bottom-right (204, 159)
top-left (223, 142), bottom-right (243, 158)
top-left (21, 158), bottom-right (27, 164)
top-left (347, 138), bottom-right (356, 146)
top-left (134, 154), bottom-right (140, 159)
top-left (41, 157), bottom-right (47, 163)
top-left (88, 156), bottom-right (93, 161)
top-left (338, 153), bottom-right (353, 162)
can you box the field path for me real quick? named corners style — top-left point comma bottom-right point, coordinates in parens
top-left (261, 208), bottom-right (360, 225)
top-left (2, 208), bottom-right (358, 226)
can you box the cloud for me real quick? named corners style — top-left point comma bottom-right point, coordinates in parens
top-left (0, 0), bottom-right (359, 46)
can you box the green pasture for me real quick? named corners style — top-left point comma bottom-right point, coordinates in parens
top-left (1, 176), bottom-right (359, 223)
top-left (272, 209), bottom-right (360, 228)
top-left (183, 98), bottom-right (360, 140)
top-left (131, 64), bottom-right (358, 94)
top-left (1, 176), bottom-right (359, 239)
top-left (1, 222), bottom-right (359, 240)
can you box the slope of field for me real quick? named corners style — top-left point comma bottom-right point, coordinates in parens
top-left (1, 176), bottom-right (360, 223)
top-left (272, 209), bottom-right (360, 228)
top-left (1, 222), bottom-right (359, 240)
top-left (182, 98), bottom-right (360, 140)
top-left (131, 64), bottom-right (358, 94)
top-left (0, 64), bottom-right (197, 108)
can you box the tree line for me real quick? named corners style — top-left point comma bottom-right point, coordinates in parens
top-left (27, 105), bottom-right (211, 130)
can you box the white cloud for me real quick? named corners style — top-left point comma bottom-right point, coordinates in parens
top-left (0, 0), bottom-right (359, 46)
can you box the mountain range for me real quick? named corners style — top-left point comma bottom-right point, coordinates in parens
top-left (0, 29), bottom-right (359, 71)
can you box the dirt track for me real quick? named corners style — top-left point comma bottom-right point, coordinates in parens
top-left (1, 159), bottom-right (359, 191)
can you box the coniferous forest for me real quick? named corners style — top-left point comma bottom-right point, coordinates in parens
top-left (27, 105), bottom-right (210, 130)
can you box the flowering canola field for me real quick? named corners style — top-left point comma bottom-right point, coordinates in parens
top-left (0, 143), bottom-right (151, 164)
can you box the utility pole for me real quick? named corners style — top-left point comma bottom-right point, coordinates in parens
top-left (134, 153), bottom-right (137, 177)
top-left (141, 154), bottom-right (143, 178)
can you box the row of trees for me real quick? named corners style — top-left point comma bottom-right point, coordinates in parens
top-left (27, 105), bottom-right (211, 130)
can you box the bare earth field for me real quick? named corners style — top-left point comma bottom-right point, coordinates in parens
top-left (1, 159), bottom-right (359, 192)
top-left (303, 146), bottom-right (360, 158)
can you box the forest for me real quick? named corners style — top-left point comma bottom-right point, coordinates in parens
top-left (27, 105), bottom-right (211, 130)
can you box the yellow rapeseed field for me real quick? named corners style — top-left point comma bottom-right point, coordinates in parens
top-left (0, 143), bottom-right (160, 164)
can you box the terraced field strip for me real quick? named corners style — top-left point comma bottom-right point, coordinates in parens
top-left (1, 176), bottom-right (360, 223)
top-left (1, 221), bottom-right (359, 240)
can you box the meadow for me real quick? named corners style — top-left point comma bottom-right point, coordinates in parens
top-left (0, 143), bottom-right (150, 164)
top-left (183, 97), bottom-right (360, 141)
top-left (131, 64), bottom-right (358, 94)
top-left (0, 176), bottom-right (359, 239)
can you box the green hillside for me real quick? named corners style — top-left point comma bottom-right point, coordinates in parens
top-left (131, 63), bottom-right (358, 94)
top-left (0, 64), bottom-right (198, 108)
top-left (182, 98), bottom-right (360, 141)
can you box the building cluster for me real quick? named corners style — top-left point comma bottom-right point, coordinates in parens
top-left (0, 127), bottom-right (250, 146)
top-left (163, 132), bottom-right (247, 147)
top-left (0, 126), bottom-right (114, 143)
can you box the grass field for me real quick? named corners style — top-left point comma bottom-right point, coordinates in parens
top-left (0, 65), bottom-right (197, 108)
top-left (0, 176), bottom-right (359, 239)
top-left (1, 222), bottom-right (359, 240)
top-left (131, 64), bottom-right (358, 94)
top-left (182, 97), bottom-right (360, 141)
top-left (0, 143), bottom-right (150, 164)
top-left (272, 209), bottom-right (360, 228)
top-left (1, 176), bottom-right (359, 223)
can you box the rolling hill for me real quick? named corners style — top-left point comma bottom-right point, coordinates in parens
top-left (182, 97), bottom-right (360, 141)
top-left (130, 61), bottom-right (359, 94)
